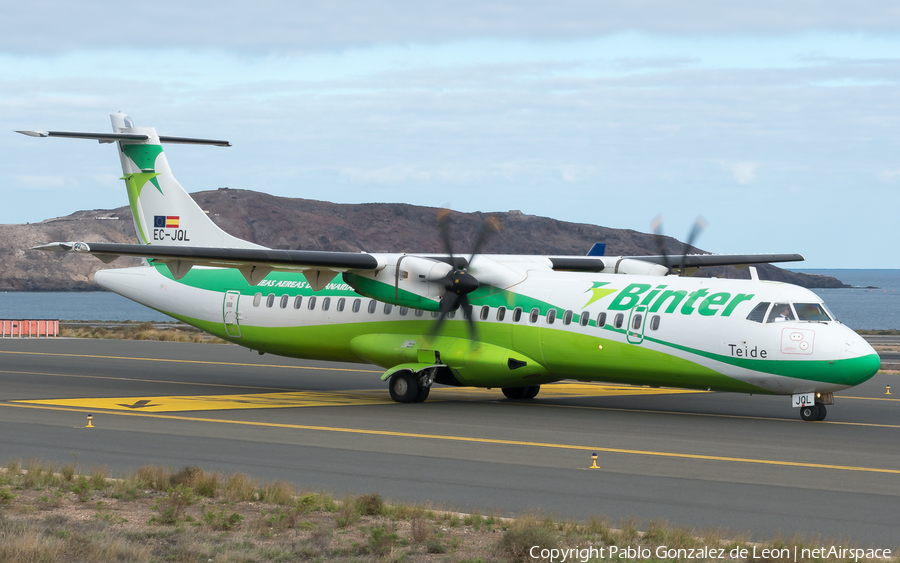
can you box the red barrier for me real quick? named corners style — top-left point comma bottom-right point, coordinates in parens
top-left (0, 320), bottom-right (59, 338)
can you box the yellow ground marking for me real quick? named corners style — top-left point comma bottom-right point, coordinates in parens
top-left (18, 391), bottom-right (392, 412)
top-left (2, 402), bottom-right (899, 476)
top-left (12, 383), bottom-right (702, 412)
top-left (0, 350), bottom-right (380, 374)
top-left (839, 395), bottom-right (900, 402)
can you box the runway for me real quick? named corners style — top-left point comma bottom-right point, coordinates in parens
top-left (0, 338), bottom-right (898, 547)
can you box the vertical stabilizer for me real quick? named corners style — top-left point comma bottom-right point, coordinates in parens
top-left (109, 112), bottom-right (264, 249)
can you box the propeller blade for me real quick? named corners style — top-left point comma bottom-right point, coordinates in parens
top-left (678, 215), bottom-right (708, 272)
top-left (437, 208), bottom-right (455, 259)
top-left (651, 214), bottom-right (674, 273)
top-left (431, 293), bottom-right (460, 336)
top-left (459, 295), bottom-right (478, 340)
top-left (467, 215), bottom-right (501, 267)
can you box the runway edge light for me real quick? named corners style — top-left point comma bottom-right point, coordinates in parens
top-left (85, 414), bottom-right (94, 428)
top-left (590, 453), bottom-right (600, 469)
top-left (887, 385), bottom-right (891, 395)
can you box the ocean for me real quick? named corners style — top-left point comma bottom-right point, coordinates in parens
top-left (1, 269), bottom-right (899, 329)
top-left (793, 269), bottom-right (900, 331)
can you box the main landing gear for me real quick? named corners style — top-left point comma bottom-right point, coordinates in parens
top-left (501, 386), bottom-right (541, 400)
top-left (800, 404), bottom-right (827, 422)
top-left (388, 369), bottom-right (435, 403)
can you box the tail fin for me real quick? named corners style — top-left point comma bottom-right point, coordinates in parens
top-left (109, 112), bottom-right (263, 249)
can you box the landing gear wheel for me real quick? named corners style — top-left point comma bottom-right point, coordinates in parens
top-left (800, 404), bottom-right (820, 421)
top-left (502, 386), bottom-right (540, 400)
top-left (413, 386), bottom-right (431, 403)
top-left (501, 387), bottom-right (527, 399)
top-left (389, 372), bottom-right (420, 403)
top-left (816, 404), bottom-right (827, 421)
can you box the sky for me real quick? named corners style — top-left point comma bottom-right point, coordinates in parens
top-left (2, 1), bottom-right (900, 268)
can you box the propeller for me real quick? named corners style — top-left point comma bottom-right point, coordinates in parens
top-left (430, 210), bottom-right (501, 338)
top-left (651, 215), bottom-right (707, 276)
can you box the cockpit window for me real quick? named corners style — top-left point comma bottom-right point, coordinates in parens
top-left (766, 303), bottom-right (795, 323)
top-left (746, 302), bottom-right (770, 323)
top-left (794, 303), bottom-right (831, 321)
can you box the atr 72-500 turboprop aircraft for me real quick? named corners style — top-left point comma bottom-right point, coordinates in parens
top-left (18, 113), bottom-right (880, 421)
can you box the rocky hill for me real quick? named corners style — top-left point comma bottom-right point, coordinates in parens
top-left (0, 188), bottom-right (846, 291)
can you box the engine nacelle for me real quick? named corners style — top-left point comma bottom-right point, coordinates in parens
top-left (602, 257), bottom-right (669, 276)
top-left (343, 255), bottom-right (453, 311)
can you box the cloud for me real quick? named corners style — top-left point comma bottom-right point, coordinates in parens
top-left (879, 169), bottom-right (900, 183)
top-left (14, 175), bottom-right (72, 190)
top-left (6, 1), bottom-right (900, 54)
top-left (715, 161), bottom-right (760, 185)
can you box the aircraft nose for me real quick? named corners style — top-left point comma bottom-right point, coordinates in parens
top-left (840, 332), bottom-right (880, 386)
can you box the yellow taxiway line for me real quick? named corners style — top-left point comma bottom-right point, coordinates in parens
top-left (2, 402), bottom-right (899, 476)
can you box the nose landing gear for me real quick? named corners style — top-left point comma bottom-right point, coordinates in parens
top-left (799, 404), bottom-right (827, 421)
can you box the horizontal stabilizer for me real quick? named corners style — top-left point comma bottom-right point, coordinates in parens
top-left (15, 130), bottom-right (230, 147)
top-left (32, 242), bottom-right (384, 285)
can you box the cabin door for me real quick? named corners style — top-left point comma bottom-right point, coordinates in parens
top-left (626, 304), bottom-right (648, 344)
top-left (223, 291), bottom-right (242, 338)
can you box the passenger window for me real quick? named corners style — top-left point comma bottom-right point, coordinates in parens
top-left (266, 294), bottom-right (275, 308)
top-left (337, 298), bottom-right (345, 312)
top-left (650, 315), bottom-right (660, 330)
top-left (352, 298), bottom-right (361, 313)
top-left (632, 314), bottom-right (642, 330)
top-left (432, 311), bottom-right (440, 318)
top-left (746, 302), bottom-right (770, 323)
top-left (795, 303), bottom-right (831, 321)
top-left (480, 306), bottom-right (490, 320)
top-left (322, 297), bottom-right (330, 311)
top-left (448, 310), bottom-right (456, 319)
top-left (580, 311), bottom-right (590, 327)
top-left (513, 307), bottom-right (523, 322)
top-left (415, 309), bottom-right (424, 317)
top-left (384, 303), bottom-right (393, 314)
top-left (280, 295), bottom-right (289, 309)
top-left (368, 300), bottom-right (377, 314)
top-left (497, 306), bottom-right (506, 321)
top-left (766, 303), bottom-right (795, 323)
top-left (308, 296), bottom-right (317, 310)
top-left (597, 312), bottom-right (606, 327)
top-left (547, 309), bottom-right (556, 324)
top-left (399, 306), bottom-right (408, 316)
top-left (614, 313), bottom-right (624, 329)
top-left (253, 293), bottom-right (262, 307)
top-left (529, 308), bottom-right (540, 324)
top-left (563, 310), bottom-right (573, 325)
top-left (293, 296), bottom-right (303, 309)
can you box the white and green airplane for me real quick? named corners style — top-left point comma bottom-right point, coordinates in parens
top-left (18, 113), bottom-right (880, 421)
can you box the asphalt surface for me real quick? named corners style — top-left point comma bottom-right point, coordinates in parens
top-left (0, 338), bottom-right (898, 548)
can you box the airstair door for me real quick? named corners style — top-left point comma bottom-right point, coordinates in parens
top-left (223, 291), bottom-right (242, 338)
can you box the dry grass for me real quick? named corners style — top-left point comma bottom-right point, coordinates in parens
top-left (0, 458), bottom-right (895, 563)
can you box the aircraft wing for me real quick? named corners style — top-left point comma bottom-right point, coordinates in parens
top-left (630, 253), bottom-right (803, 268)
top-left (547, 253), bottom-right (804, 274)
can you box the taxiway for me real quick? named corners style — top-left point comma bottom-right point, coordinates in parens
top-left (0, 338), bottom-right (897, 546)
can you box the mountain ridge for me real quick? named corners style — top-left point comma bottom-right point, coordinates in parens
top-left (0, 188), bottom-right (847, 291)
